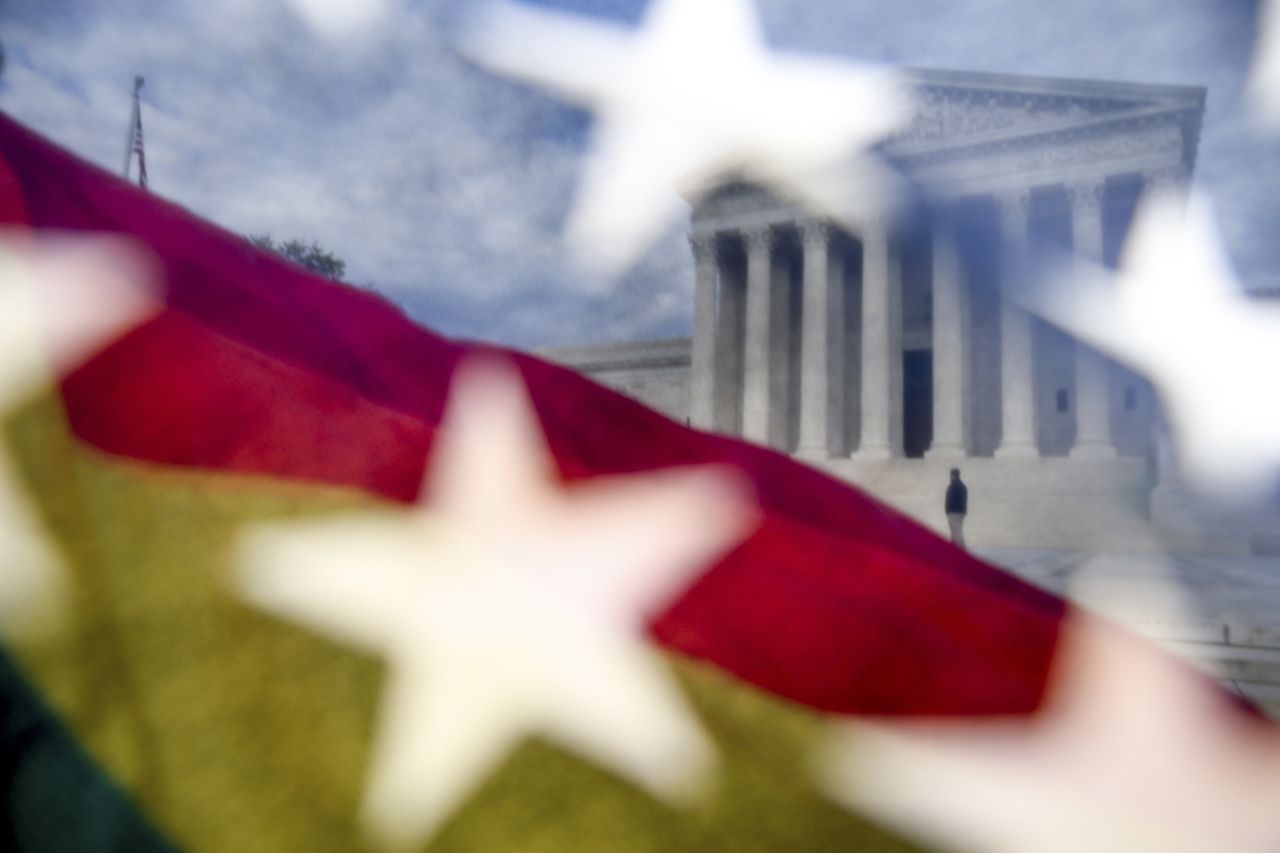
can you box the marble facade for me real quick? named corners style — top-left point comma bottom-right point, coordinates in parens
top-left (545, 70), bottom-right (1220, 550)
top-left (684, 70), bottom-right (1203, 462)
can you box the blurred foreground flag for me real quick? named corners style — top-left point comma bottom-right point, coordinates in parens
top-left (1, 111), bottom-right (1274, 852)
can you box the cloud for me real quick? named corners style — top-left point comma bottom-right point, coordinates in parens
top-left (0, 0), bottom-right (694, 348)
top-left (1, 0), bottom-right (1277, 352)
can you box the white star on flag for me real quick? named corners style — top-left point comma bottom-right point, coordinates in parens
top-left (236, 358), bottom-right (758, 850)
top-left (820, 613), bottom-right (1280, 853)
top-left (1012, 190), bottom-right (1280, 498)
top-left (465, 0), bottom-right (910, 277)
top-left (0, 234), bottom-right (158, 638)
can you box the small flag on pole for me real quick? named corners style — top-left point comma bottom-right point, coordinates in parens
top-left (124, 75), bottom-right (147, 190)
top-left (131, 115), bottom-right (147, 190)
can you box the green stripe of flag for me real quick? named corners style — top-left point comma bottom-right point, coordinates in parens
top-left (0, 647), bottom-right (177, 852)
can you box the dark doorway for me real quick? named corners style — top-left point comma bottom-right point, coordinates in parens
top-left (903, 350), bottom-right (933, 458)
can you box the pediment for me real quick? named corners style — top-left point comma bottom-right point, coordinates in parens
top-left (887, 69), bottom-right (1205, 150)
top-left (691, 177), bottom-right (826, 229)
top-left (690, 70), bottom-right (1206, 226)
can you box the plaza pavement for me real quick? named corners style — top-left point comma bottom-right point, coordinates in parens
top-left (981, 548), bottom-right (1280, 717)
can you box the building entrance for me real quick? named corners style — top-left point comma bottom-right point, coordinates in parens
top-left (903, 350), bottom-right (933, 458)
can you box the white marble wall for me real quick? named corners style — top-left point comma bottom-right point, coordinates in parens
top-left (538, 339), bottom-right (692, 423)
top-left (592, 366), bottom-right (690, 422)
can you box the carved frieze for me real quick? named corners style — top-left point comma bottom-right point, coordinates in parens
top-left (693, 181), bottom-right (794, 223)
top-left (890, 86), bottom-right (1142, 145)
top-left (901, 115), bottom-right (1187, 184)
top-left (691, 77), bottom-right (1202, 225)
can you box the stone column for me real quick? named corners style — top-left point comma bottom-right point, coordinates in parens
top-left (826, 237), bottom-right (847, 455)
top-left (767, 250), bottom-right (793, 450)
top-left (854, 219), bottom-right (900, 458)
top-left (797, 220), bottom-right (833, 457)
top-left (926, 228), bottom-right (968, 457)
top-left (994, 189), bottom-right (1039, 458)
top-left (713, 250), bottom-right (745, 434)
top-left (741, 225), bottom-right (774, 444)
top-left (689, 233), bottom-right (719, 430)
top-left (1067, 177), bottom-right (1116, 459)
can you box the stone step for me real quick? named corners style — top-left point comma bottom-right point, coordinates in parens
top-left (1103, 611), bottom-right (1228, 644)
top-left (1084, 606), bottom-right (1280, 645)
top-left (1225, 617), bottom-right (1280, 649)
top-left (1233, 680), bottom-right (1280, 719)
top-left (814, 456), bottom-right (1167, 551)
top-left (1162, 641), bottom-right (1280, 685)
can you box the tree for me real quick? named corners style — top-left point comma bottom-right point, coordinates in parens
top-left (249, 234), bottom-right (347, 281)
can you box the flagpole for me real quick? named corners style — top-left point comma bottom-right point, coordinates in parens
top-left (123, 75), bottom-right (143, 179)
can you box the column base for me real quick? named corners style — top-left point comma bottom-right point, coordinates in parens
top-left (924, 443), bottom-right (966, 459)
top-left (851, 443), bottom-right (896, 460)
top-left (795, 445), bottom-right (830, 461)
top-left (1069, 441), bottom-right (1118, 459)
top-left (994, 441), bottom-right (1040, 459)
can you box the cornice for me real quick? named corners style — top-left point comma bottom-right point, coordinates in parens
top-left (898, 68), bottom-right (1207, 107)
top-left (688, 71), bottom-right (1207, 226)
top-left (886, 102), bottom-right (1194, 163)
top-left (539, 337), bottom-right (693, 372)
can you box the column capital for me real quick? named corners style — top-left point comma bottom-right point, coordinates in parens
top-left (1065, 177), bottom-right (1106, 216)
top-left (799, 218), bottom-right (831, 248)
top-left (688, 232), bottom-right (719, 261)
top-left (993, 188), bottom-right (1031, 220)
top-left (857, 211), bottom-right (892, 240)
top-left (742, 224), bottom-right (774, 254)
top-left (1142, 166), bottom-right (1188, 198)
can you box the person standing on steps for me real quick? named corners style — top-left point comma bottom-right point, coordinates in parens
top-left (945, 468), bottom-right (968, 548)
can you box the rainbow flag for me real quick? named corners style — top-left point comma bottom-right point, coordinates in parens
top-left (0, 110), bottom-right (1075, 851)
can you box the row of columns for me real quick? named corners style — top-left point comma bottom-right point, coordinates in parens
top-left (691, 171), bottom-right (1177, 459)
top-left (990, 177), bottom-right (1133, 459)
top-left (690, 219), bottom-right (865, 453)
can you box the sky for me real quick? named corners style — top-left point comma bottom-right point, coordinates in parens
top-left (0, 0), bottom-right (1275, 350)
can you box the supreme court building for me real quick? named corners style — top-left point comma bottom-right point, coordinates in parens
top-left (546, 69), bottom-right (1222, 550)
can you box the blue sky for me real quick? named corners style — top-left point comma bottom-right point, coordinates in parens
top-left (0, 0), bottom-right (1275, 348)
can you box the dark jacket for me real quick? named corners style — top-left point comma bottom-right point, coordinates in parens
top-left (945, 480), bottom-right (968, 515)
